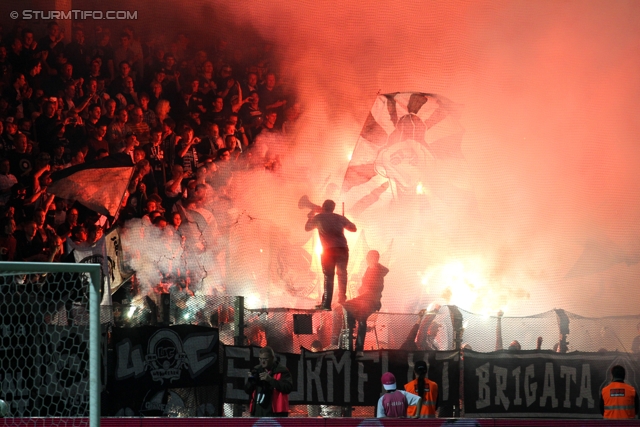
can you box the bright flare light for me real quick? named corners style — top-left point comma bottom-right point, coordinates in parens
top-left (246, 293), bottom-right (261, 309)
top-left (416, 182), bottom-right (425, 195)
top-left (347, 152), bottom-right (353, 161)
top-left (424, 260), bottom-right (506, 316)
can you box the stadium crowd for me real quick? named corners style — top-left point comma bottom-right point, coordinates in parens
top-left (0, 20), bottom-right (299, 264)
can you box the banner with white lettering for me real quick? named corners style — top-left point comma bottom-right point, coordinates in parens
top-left (108, 325), bottom-right (220, 416)
top-left (223, 346), bottom-right (459, 415)
top-left (463, 350), bottom-right (640, 418)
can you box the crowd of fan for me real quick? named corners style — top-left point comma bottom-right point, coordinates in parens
top-left (0, 20), bottom-right (299, 264)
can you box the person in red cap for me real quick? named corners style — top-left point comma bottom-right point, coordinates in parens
top-left (377, 372), bottom-right (422, 418)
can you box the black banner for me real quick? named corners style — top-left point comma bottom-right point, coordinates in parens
top-left (223, 346), bottom-right (459, 416)
top-left (463, 350), bottom-right (640, 418)
top-left (108, 325), bottom-right (219, 416)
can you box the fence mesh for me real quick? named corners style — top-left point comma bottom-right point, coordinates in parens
top-left (0, 269), bottom-right (102, 426)
top-left (4, 269), bottom-right (640, 420)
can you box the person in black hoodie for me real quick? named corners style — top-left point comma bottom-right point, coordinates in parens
top-left (341, 250), bottom-right (389, 351)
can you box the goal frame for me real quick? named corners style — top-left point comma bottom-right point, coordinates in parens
top-left (0, 262), bottom-right (102, 427)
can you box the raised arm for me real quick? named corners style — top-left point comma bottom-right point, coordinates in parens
top-left (304, 212), bottom-right (317, 232)
top-left (344, 217), bottom-right (357, 232)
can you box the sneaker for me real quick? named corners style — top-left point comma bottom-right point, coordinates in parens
top-left (315, 304), bottom-right (331, 311)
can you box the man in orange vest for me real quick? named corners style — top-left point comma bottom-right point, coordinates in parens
top-left (600, 365), bottom-right (639, 419)
top-left (404, 360), bottom-right (438, 418)
top-left (244, 346), bottom-right (293, 417)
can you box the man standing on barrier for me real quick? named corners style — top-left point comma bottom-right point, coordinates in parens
top-left (600, 365), bottom-right (639, 419)
top-left (305, 199), bottom-right (357, 310)
top-left (342, 249), bottom-right (388, 351)
top-left (244, 346), bottom-right (293, 417)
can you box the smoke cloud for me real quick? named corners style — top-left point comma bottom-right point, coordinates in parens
top-left (116, 0), bottom-right (640, 316)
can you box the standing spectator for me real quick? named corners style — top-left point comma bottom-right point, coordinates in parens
top-left (91, 29), bottom-right (115, 80)
top-left (107, 108), bottom-right (128, 152)
top-left (84, 102), bottom-right (102, 135)
top-left (206, 96), bottom-right (227, 129)
top-left (21, 29), bottom-right (38, 63)
top-left (3, 73), bottom-right (27, 118)
top-left (239, 91), bottom-right (263, 141)
top-left (198, 60), bottom-right (217, 100)
top-left (244, 346), bottom-right (293, 417)
top-left (85, 58), bottom-right (106, 82)
top-left (226, 115), bottom-right (249, 149)
top-left (377, 372), bottom-right (422, 418)
top-left (34, 99), bottom-right (59, 153)
top-left (404, 361), bottom-right (438, 418)
top-left (255, 109), bottom-right (279, 137)
top-left (99, 98), bottom-right (117, 127)
top-left (148, 81), bottom-right (164, 112)
top-left (79, 79), bottom-right (104, 117)
top-left (65, 207), bottom-right (79, 230)
top-left (161, 117), bottom-right (178, 168)
top-left (198, 122), bottom-right (224, 157)
top-left (0, 159), bottom-right (17, 206)
top-left (114, 76), bottom-right (139, 110)
top-left (86, 124), bottom-right (109, 161)
top-left (170, 211), bottom-right (182, 230)
top-left (304, 199), bottom-right (357, 310)
top-left (113, 34), bottom-right (139, 83)
top-left (126, 107), bottom-right (150, 146)
top-left (33, 207), bottom-right (55, 249)
top-left (0, 46), bottom-right (10, 87)
top-left (2, 117), bottom-right (19, 151)
top-left (601, 365), bottom-right (638, 419)
top-left (7, 37), bottom-right (27, 74)
top-left (139, 93), bottom-right (158, 129)
top-left (50, 62), bottom-right (77, 98)
top-left (341, 250), bottom-right (388, 351)
top-left (144, 127), bottom-right (166, 186)
top-left (14, 220), bottom-right (46, 261)
top-left (258, 73), bottom-right (287, 115)
top-left (242, 72), bottom-right (259, 96)
top-left (108, 61), bottom-right (133, 98)
top-left (8, 133), bottom-right (33, 183)
top-left (122, 26), bottom-right (144, 82)
top-left (64, 28), bottom-right (90, 78)
top-left (176, 127), bottom-right (199, 176)
top-left (0, 217), bottom-right (16, 261)
top-left (155, 99), bottom-right (171, 127)
top-left (25, 60), bottom-right (45, 94)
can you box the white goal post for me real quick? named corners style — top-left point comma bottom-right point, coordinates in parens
top-left (0, 262), bottom-right (102, 427)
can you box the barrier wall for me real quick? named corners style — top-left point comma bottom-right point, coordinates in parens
top-left (2, 418), bottom-right (640, 426)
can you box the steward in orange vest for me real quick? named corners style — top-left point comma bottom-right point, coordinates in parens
top-left (244, 346), bottom-right (293, 417)
top-left (600, 365), bottom-right (639, 419)
top-left (404, 360), bottom-right (438, 418)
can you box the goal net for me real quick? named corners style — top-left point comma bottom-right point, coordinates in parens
top-left (0, 262), bottom-right (102, 427)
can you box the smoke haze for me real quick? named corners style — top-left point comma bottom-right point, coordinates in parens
top-left (109, 0), bottom-right (640, 316)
